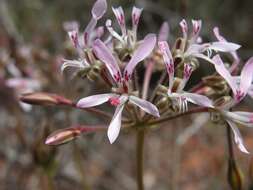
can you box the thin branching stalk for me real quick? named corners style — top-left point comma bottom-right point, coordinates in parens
top-left (136, 129), bottom-right (145, 190)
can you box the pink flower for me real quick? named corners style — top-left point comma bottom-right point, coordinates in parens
top-left (212, 55), bottom-right (253, 103)
top-left (158, 41), bottom-right (213, 113)
top-left (178, 19), bottom-right (241, 65)
top-left (76, 34), bottom-right (159, 143)
top-left (77, 94), bottom-right (159, 144)
top-left (62, 0), bottom-right (107, 75)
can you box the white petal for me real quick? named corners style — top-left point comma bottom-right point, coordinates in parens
top-left (129, 96), bottom-right (160, 117)
top-left (240, 57), bottom-right (253, 94)
top-left (226, 119), bottom-right (249, 154)
top-left (61, 59), bottom-right (88, 74)
top-left (208, 42), bottom-right (241, 52)
top-left (182, 92), bottom-right (214, 108)
top-left (107, 96), bottom-right (128, 143)
top-left (212, 55), bottom-right (237, 95)
top-left (77, 93), bottom-right (117, 108)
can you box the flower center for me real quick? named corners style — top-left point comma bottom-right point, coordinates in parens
top-left (109, 97), bottom-right (120, 106)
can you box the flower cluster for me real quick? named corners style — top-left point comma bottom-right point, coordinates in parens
top-left (21, 0), bottom-right (253, 154)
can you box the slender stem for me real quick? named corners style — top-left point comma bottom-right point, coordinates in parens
top-left (136, 130), bottom-right (145, 190)
top-left (142, 60), bottom-right (154, 101)
top-left (148, 70), bottom-right (167, 103)
top-left (148, 107), bottom-right (209, 125)
top-left (226, 123), bottom-right (235, 160)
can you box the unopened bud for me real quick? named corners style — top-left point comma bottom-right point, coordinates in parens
top-left (20, 92), bottom-right (73, 106)
top-left (45, 126), bottom-right (105, 146)
top-left (45, 127), bottom-right (82, 146)
top-left (227, 158), bottom-right (243, 190)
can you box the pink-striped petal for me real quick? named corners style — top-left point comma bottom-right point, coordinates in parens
top-left (158, 22), bottom-right (169, 41)
top-left (226, 119), bottom-right (249, 154)
top-left (107, 95), bottom-right (128, 143)
top-left (124, 34), bottom-right (156, 81)
top-left (179, 19), bottom-right (188, 38)
top-left (112, 6), bottom-right (126, 36)
top-left (158, 41), bottom-right (174, 91)
top-left (92, 0), bottom-right (107, 20)
top-left (92, 39), bottom-right (121, 82)
top-left (191, 20), bottom-right (202, 42)
top-left (240, 57), bottom-right (253, 94)
top-left (182, 92), bottom-right (214, 108)
top-left (132, 7), bottom-right (143, 34)
top-left (77, 93), bottom-right (117, 108)
top-left (212, 55), bottom-right (236, 94)
top-left (129, 96), bottom-right (160, 117)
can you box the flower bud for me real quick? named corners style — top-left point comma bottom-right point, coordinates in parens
top-left (227, 158), bottom-right (243, 190)
top-left (45, 126), bottom-right (105, 146)
top-left (45, 127), bottom-right (82, 146)
top-left (20, 92), bottom-right (73, 106)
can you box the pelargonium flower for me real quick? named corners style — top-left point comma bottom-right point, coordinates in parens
top-left (61, 0), bottom-right (107, 76)
top-left (210, 55), bottom-right (253, 153)
top-left (76, 34), bottom-right (160, 143)
top-left (212, 55), bottom-right (253, 103)
top-left (106, 6), bottom-right (143, 49)
top-left (158, 41), bottom-right (213, 113)
top-left (177, 19), bottom-right (241, 65)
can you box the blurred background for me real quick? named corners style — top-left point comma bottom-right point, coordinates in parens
top-left (1, 0), bottom-right (253, 189)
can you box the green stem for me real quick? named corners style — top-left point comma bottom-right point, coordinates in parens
top-left (136, 130), bottom-right (145, 190)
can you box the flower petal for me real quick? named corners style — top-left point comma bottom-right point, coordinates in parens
top-left (61, 59), bottom-right (89, 74)
top-left (212, 55), bottom-right (237, 94)
top-left (129, 96), bottom-right (160, 117)
top-left (112, 6), bottom-right (126, 36)
top-left (77, 93), bottom-right (117, 108)
top-left (124, 34), bottom-right (156, 80)
top-left (92, 0), bottom-right (107, 20)
top-left (158, 41), bottom-right (174, 91)
top-left (107, 96), bottom-right (128, 143)
top-left (191, 19), bottom-right (202, 42)
top-left (226, 119), bottom-right (249, 154)
top-left (158, 22), bottom-right (169, 41)
top-left (208, 42), bottom-right (241, 52)
top-left (224, 111), bottom-right (253, 127)
top-left (182, 92), bottom-right (213, 108)
top-left (132, 6), bottom-right (143, 34)
top-left (179, 19), bottom-right (188, 38)
top-left (240, 57), bottom-right (253, 94)
top-left (213, 27), bottom-right (240, 63)
top-left (92, 39), bottom-right (121, 82)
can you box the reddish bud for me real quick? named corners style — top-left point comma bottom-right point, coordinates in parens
top-left (20, 92), bottom-right (73, 106)
top-left (45, 126), bottom-right (106, 146)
